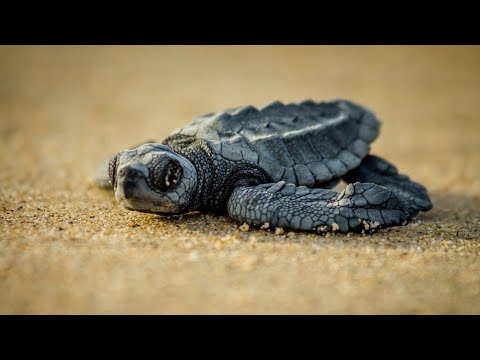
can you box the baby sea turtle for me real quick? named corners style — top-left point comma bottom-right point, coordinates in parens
top-left (94, 99), bottom-right (432, 233)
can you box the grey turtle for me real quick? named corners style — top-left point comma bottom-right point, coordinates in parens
top-left (94, 99), bottom-right (432, 234)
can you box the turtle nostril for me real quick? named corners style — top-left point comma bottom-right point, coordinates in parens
top-left (119, 166), bottom-right (142, 180)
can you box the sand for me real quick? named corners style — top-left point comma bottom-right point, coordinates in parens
top-left (1, 46), bottom-right (479, 314)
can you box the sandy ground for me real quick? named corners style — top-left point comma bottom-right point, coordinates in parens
top-left (1, 46), bottom-right (479, 314)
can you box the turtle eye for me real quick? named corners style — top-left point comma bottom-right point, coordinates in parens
top-left (108, 154), bottom-right (119, 189)
top-left (164, 160), bottom-right (183, 189)
top-left (149, 156), bottom-right (183, 192)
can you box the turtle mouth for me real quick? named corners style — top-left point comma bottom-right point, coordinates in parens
top-left (119, 197), bottom-right (146, 210)
top-left (119, 196), bottom-right (178, 213)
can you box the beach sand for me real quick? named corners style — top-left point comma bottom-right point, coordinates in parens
top-left (1, 46), bottom-right (479, 314)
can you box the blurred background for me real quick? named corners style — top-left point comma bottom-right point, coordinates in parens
top-left (1, 46), bottom-right (479, 314)
top-left (1, 46), bottom-right (479, 193)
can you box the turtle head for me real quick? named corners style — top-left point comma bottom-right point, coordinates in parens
top-left (108, 144), bottom-right (197, 214)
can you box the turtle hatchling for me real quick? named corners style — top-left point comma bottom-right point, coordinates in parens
top-left (94, 99), bottom-right (432, 233)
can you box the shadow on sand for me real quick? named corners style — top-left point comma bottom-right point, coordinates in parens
top-left (139, 192), bottom-right (480, 241)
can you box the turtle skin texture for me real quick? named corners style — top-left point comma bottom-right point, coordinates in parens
top-left (97, 99), bottom-right (432, 234)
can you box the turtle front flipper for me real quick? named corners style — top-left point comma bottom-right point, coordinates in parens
top-left (343, 155), bottom-right (433, 218)
top-left (93, 158), bottom-right (112, 189)
top-left (227, 181), bottom-right (409, 234)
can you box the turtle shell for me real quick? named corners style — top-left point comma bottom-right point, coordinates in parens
top-left (169, 99), bottom-right (380, 187)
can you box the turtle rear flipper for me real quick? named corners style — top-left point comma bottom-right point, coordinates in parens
top-left (227, 181), bottom-right (408, 234)
top-left (344, 155), bottom-right (433, 218)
